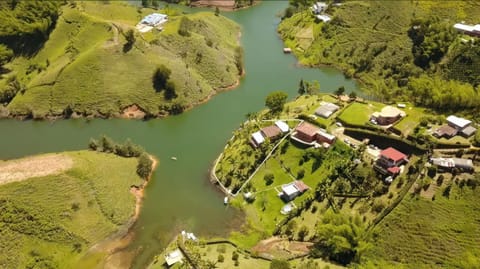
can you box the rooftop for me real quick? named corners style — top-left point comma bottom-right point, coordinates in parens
top-left (315, 102), bottom-right (340, 118)
top-left (434, 125), bottom-right (458, 137)
top-left (461, 125), bottom-right (477, 137)
top-left (165, 249), bottom-right (183, 266)
top-left (275, 120), bottom-right (290, 133)
top-left (377, 106), bottom-right (405, 118)
top-left (251, 131), bottom-right (265, 145)
top-left (261, 125), bottom-right (282, 139)
top-left (295, 122), bottom-right (320, 137)
top-left (380, 147), bottom-right (407, 162)
top-left (294, 180), bottom-right (309, 192)
top-left (447, 115), bottom-right (471, 129)
top-left (282, 183), bottom-right (299, 196)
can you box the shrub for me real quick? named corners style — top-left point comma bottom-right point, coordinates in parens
top-left (232, 251), bottom-right (239, 261)
top-left (217, 254), bottom-right (224, 263)
top-left (264, 173), bottom-right (274, 185)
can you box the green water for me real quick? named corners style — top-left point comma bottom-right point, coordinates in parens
top-left (0, 1), bottom-right (358, 268)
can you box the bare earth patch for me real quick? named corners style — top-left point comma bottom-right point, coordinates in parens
top-left (252, 236), bottom-right (313, 259)
top-left (0, 154), bottom-right (73, 185)
top-left (121, 104), bottom-right (146, 119)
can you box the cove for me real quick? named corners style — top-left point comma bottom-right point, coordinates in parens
top-left (0, 1), bottom-right (358, 268)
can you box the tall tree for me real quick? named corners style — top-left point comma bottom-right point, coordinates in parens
top-left (298, 78), bottom-right (305, 95)
top-left (265, 91), bottom-right (288, 113)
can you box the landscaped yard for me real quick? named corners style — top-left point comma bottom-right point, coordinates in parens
top-left (337, 101), bottom-right (384, 127)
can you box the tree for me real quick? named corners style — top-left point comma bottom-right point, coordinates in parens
top-left (298, 225), bottom-right (309, 241)
top-left (152, 0), bottom-right (159, 9)
top-left (88, 138), bottom-right (99, 151)
top-left (298, 79), bottom-right (306, 95)
top-left (270, 259), bottom-right (290, 269)
top-left (137, 153), bottom-right (153, 179)
top-left (215, 7), bottom-right (220, 16)
top-left (123, 29), bottom-right (136, 53)
top-left (306, 80), bottom-right (320, 95)
top-left (101, 135), bottom-right (115, 153)
top-left (0, 44), bottom-right (13, 69)
top-left (265, 91), bottom-right (288, 113)
top-left (264, 173), bottom-right (274, 185)
top-left (152, 65), bottom-right (172, 92)
top-left (348, 91), bottom-right (357, 99)
top-left (178, 16), bottom-right (192, 37)
top-left (334, 86), bottom-right (345, 96)
top-left (141, 0), bottom-right (150, 8)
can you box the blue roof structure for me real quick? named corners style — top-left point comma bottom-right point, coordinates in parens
top-left (140, 13), bottom-right (168, 26)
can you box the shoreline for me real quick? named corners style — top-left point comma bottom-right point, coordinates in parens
top-left (80, 154), bottom-right (158, 268)
top-left (189, 0), bottom-right (260, 12)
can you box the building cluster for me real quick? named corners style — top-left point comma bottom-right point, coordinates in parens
top-left (250, 120), bottom-right (289, 148)
top-left (434, 115), bottom-right (477, 139)
top-left (311, 2), bottom-right (331, 23)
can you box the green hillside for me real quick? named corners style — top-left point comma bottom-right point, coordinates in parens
top-left (367, 179), bottom-right (480, 268)
top-left (278, 1), bottom-right (480, 115)
top-left (0, 1), bottom-right (241, 118)
top-left (0, 151), bottom-right (146, 268)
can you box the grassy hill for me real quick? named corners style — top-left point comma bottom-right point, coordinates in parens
top-left (278, 1), bottom-right (480, 114)
top-left (367, 179), bottom-right (480, 268)
top-left (0, 1), bottom-right (241, 119)
top-left (0, 150), bottom-right (146, 269)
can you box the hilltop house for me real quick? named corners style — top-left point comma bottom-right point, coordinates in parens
top-left (370, 106), bottom-right (405, 126)
top-left (453, 23), bottom-right (480, 37)
top-left (315, 102), bottom-right (340, 118)
top-left (136, 13), bottom-right (168, 33)
top-left (291, 122), bottom-right (336, 147)
top-left (250, 120), bottom-right (289, 148)
top-left (435, 115), bottom-right (477, 138)
top-left (280, 180), bottom-right (309, 201)
top-left (165, 249), bottom-right (184, 267)
top-left (374, 147), bottom-right (408, 177)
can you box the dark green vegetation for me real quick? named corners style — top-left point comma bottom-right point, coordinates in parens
top-left (89, 135), bottom-right (154, 179)
top-left (278, 1), bottom-right (480, 117)
top-left (0, 151), bottom-right (147, 269)
top-left (0, 1), bottom-right (242, 118)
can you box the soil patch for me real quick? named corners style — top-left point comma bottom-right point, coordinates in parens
top-left (0, 154), bottom-right (73, 185)
top-left (252, 236), bottom-right (313, 259)
top-left (121, 104), bottom-right (146, 119)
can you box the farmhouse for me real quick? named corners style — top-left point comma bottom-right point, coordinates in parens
top-left (280, 180), bottom-right (309, 201)
top-left (140, 13), bottom-right (168, 27)
top-left (433, 125), bottom-right (458, 139)
top-left (447, 115), bottom-right (471, 130)
top-left (250, 131), bottom-right (265, 148)
top-left (439, 115), bottom-right (477, 138)
top-left (261, 125), bottom-right (282, 140)
top-left (453, 23), bottom-right (480, 37)
top-left (291, 122), bottom-right (336, 147)
top-left (370, 106), bottom-right (405, 125)
top-left (374, 147), bottom-right (408, 176)
top-left (315, 102), bottom-right (340, 118)
top-left (316, 15), bottom-right (332, 23)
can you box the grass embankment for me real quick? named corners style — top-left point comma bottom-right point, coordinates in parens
top-left (0, 151), bottom-right (147, 269)
top-left (367, 174), bottom-right (480, 268)
top-left (278, 1), bottom-right (480, 115)
top-left (1, 1), bottom-right (241, 118)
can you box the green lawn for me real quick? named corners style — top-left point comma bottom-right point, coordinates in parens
top-left (337, 101), bottom-right (384, 126)
top-left (0, 151), bottom-right (145, 269)
top-left (392, 105), bottom-right (427, 136)
top-left (2, 2), bottom-right (241, 118)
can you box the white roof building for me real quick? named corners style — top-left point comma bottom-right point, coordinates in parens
top-left (251, 131), bottom-right (265, 145)
top-left (454, 23), bottom-right (474, 32)
top-left (282, 183), bottom-right (299, 197)
top-left (317, 129), bottom-right (336, 142)
top-left (165, 249), bottom-right (183, 266)
top-left (275, 120), bottom-right (290, 133)
top-left (447, 115), bottom-right (471, 130)
top-left (316, 15), bottom-right (332, 22)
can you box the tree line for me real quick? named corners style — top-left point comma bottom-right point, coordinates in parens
top-left (88, 136), bottom-right (153, 179)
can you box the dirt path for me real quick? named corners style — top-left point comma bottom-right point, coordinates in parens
top-left (0, 154), bottom-right (73, 185)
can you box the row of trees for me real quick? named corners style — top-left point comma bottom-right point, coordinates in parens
top-left (88, 136), bottom-right (153, 179)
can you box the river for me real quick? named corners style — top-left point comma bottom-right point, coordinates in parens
top-left (0, 1), bottom-right (358, 268)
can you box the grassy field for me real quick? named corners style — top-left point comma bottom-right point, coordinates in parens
top-left (368, 176), bottom-right (480, 268)
top-left (278, 1), bottom-right (480, 104)
top-left (2, 1), bottom-right (241, 118)
top-left (0, 151), bottom-right (145, 269)
top-left (337, 101), bottom-right (384, 127)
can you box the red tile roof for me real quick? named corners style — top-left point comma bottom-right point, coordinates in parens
top-left (380, 147), bottom-right (407, 162)
top-left (387, 167), bottom-right (401, 174)
top-left (295, 122), bottom-right (320, 137)
top-left (294, 180), bottom-right (309, 193)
